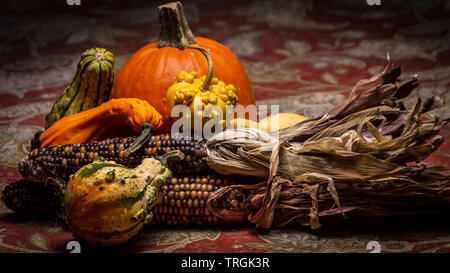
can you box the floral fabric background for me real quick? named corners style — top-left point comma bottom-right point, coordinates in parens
top-left (0, 0), bottom-right (449, 252)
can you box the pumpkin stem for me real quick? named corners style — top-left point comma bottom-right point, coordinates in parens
top-left (186, 44), bottom-right (214, 91)
top-left (157, 2), bottom-right (214, 91)
top-left (157, 2), bottom-right (196, 49)
top-left (125, 123), bottom-right (154, 155)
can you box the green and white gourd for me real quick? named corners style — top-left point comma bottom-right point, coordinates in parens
top-left (45, 47), bottom-right (115, 129)
top-left (63, 151), bottom-right (183, 246)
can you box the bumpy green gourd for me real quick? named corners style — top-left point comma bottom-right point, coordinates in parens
top-left (63, 151), bottom-right (182, 246)
top-left (45, 48), bottom-right (115, 129)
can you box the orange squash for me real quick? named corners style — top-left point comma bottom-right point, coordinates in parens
top-left (110, 2), bottom-right (255, 132)
top-left (40, 98), bottom-right (162, 147)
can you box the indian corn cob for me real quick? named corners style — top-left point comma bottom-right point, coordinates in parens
top-left (151, 174), bottom-right (247, 225)
top-left (1, 179), bottom-right (61, 217)
top-left (1, 174), bottom-right (247, 225)
top-left (20, 133), bottom-right (208, 182)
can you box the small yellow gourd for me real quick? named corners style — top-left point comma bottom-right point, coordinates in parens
top-left (259, 113), bottom-right (309, 132)
top-left (228, 113), bottom-right (309, 132)
top-left (166, 70), bottom-right (238, 127)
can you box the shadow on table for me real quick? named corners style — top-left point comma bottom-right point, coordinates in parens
top-left (1, 210), bottom-right (449, 253)
top-left (281, 212), bottom-right (450, 237)
top-left (78, 212), bottom-right (450, 253)
top-left (0, 210), bottom-right (62, 227)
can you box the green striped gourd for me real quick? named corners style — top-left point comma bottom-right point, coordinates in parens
top-left (45, 48), bottom-right (115, 129)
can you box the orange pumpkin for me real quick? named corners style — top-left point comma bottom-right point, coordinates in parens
top-left (110, 2), bottom-right (255, 133)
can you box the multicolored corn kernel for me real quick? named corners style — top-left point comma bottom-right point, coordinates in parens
top-left (150, 174), bottom-right (246, 225)
top-left (1, 180), bottom-right (60, 217)
top-left (20, 134), bottom-right (208, 182)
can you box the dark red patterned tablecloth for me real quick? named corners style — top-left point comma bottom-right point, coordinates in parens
top-left (0, 0), bottom-right (449, 252)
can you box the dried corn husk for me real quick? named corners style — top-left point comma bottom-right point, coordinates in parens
top-left (205, 66), bottom-right (450, 228)
top-left (206, 102), bottom-right (444, 182)
top-left (206, 167), bottom-right (450, 229)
